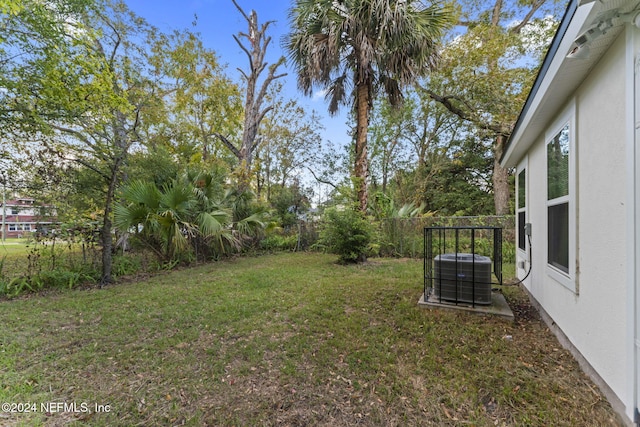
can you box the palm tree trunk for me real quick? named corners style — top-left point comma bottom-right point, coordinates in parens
top-left (354, 84), bottom-right (370, 213)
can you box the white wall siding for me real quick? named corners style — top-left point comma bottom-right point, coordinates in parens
top-left (523, 32), bottom-right (629, 403)
top-left (575, 32), bottom-right (628, 398)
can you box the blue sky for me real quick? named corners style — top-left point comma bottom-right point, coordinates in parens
top-left (125, 0), bottom-right (351, 149)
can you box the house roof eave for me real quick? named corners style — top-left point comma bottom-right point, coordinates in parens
top-left (500, 0), bottom-right (635, 168)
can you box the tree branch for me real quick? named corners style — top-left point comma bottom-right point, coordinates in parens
top-left (213, 133), bottom-right (241, 159)
top-left (69, 156), bottom-right (111, 181)
top-left (233, 34), bottom-right (254, 70)
top-left (510, 0), bottom-right (546, 34)
top-left (305, 166), bottom-right (338, 190)
top-left (416, 85), bottom-right (510, 137)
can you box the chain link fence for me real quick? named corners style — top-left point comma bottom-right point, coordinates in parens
top-left (375, 216), bottom-right (515, 260)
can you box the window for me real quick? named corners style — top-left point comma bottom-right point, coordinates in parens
top-left (8, 224), bottom-right (30, 232)
top-left (547, 123), bottom-right (570, 274)
top-left (517, 168), bottom-right (526, 251)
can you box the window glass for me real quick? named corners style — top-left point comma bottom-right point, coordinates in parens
top-left (548, 203), bottom-right (569, 273)
top-left (517, 168), bottom-right (526, 251)
top-left (518, 170), bottom-right (526, 209)
top-left (547, 124), bottom-right (569, 200)
top-left (547, 122), bottom-right (570, 274)
top-left (518, 211), bottom-right (526, 250)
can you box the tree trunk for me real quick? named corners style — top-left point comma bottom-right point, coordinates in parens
top-left (493, 134), bottom-right (510, 215)
top-left (354, 84), bottom-right (370, 213)
top-left (100, 167), bottom-right (118, 286)
top-left (101, 110), bottom-right (129, 286)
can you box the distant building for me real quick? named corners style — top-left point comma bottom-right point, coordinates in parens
top-left (0, 197), bottom-right (57, 238)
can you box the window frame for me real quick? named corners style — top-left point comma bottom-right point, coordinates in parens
top-left (516, 159), bottom-right (528, 260)
top-left (545, 102), bottom-right (577, 292)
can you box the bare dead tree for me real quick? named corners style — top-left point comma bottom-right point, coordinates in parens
top-left (216, 0), bottom-right (286, 188)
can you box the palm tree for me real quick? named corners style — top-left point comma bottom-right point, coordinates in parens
top-left (284, 0), bottom-right (454, 213)
top-left (115, 177), bottom-right (234, 261)
top-left (115, 170), bottom-right (272, 262)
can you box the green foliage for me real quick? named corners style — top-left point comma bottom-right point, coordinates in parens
top-left (115, 175), bottom-right (234, 262)
top-left (112, 255), bottom-right (142, 277)
top-left (285, 0), bottom-right (455, 211)
top-left (393, 136), bottom-right (495, 216)
top-left (370, 191), bottom-right (427, 220)
top-left (126, 145), bottom-right (181, 188)
top-left (116, 170), bottom-right (272, 262)
top-left (318, 207), bottom-right (373, 263)
top-left (159, 32), bottom-right (243, 166)
top-left (0, 262), bottom-right (99, 298)
top-left (260, 232), bottom-right (299, 252)
top-left (257, 89), bottom-right (324, 200)
top-left (268, 184), bottom-right (311, 228)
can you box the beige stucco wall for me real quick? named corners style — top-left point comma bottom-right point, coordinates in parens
top-left (517, 31), bottom-right (629, 404)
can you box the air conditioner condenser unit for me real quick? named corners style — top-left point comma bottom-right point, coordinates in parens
top-left (433, 253), bottom-right (492, 305)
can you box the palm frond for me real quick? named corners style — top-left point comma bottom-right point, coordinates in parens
top-left (197, 210), bottom-right (230, 237)
top-left (121, 180), bottom-right (161, 208)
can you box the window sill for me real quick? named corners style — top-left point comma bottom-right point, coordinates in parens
top-left (546, 264), bottom-right (576, 294)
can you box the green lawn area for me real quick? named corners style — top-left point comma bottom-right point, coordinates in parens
top-left (0, 239), bottom-right (31, 256)
top-left (0, 253), bottom-right (620, 426)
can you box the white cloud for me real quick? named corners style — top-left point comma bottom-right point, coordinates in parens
top-left (312, 88), bottom-right (328, 101)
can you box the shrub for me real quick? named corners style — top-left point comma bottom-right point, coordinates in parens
top-left (260, 233), bottom-right (299, 252)
top-left (112, 255), bottom-right (142, 277)
top-left (317, 207), bottom-right (373, 263)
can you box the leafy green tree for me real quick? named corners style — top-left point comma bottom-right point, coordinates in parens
top-left (268, 182), bottom-right (311, 229)
top-left (284, 0), bottom-right (454, 213)
top-left (0, 0), bottom-right (23, 15)
top-left (2, 0), bottom-right (217, 284)
top-left (158, 31), bottom-right (243, 165)
top-left (256, 87), bottom-right (324, 201)
top-left (368, 97), bottom-right (413, 195)
top-left (2, 0), bottom-right (136, 284)
top-left (0, 0), bottom-right (114, 135)
top-left (423, 138), bottom-right (494, 216)
top-left (397, 134), bottom-right (495, 215)
top-left (420, 0), bottom-right (563, 214)
top-left (126, 146), bottom-right (181, 189)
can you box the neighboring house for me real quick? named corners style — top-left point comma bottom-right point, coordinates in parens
top-left (0, 197), bottom-right (56, 239)
top-left (501, 0), bottom-right (640, 424)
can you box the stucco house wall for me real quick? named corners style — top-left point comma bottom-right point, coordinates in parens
top-left (514, 28), bottom-right (633, 421)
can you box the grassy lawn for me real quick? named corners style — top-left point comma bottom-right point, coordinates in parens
top-left (0, 253), bottom-right (620, 426)
top-left (0, 239), bottom-right (31, 256)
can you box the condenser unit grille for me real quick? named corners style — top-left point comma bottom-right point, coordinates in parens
top-left (433, 253), bottom-right (492, 305)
